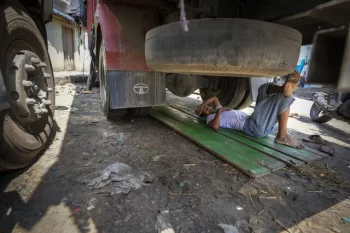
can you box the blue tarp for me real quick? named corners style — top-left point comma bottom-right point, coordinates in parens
top-left (295, 59), bottom-right (306, 73)
top-left (53, 8), bottom-right (75, 22)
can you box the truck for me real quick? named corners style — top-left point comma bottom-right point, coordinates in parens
top-left (86, 0), bottom-right (350, 119)
top-left (1, 0), bottom-right (349, 170)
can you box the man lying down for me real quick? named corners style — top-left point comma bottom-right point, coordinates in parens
top-left (195, 71), bottom-right (304, 149)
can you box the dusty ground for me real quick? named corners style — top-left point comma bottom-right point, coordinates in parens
top-left (0, 83), bottom-right (350, 233)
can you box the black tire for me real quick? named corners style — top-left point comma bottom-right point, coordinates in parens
top-left (146, 18), bottom-right (302, 77)
top-left (200, 77), bottom-right (250, 109)
top-left (0, 2), bottom-right (55, 170)
top-left (310, 103), bottom-right (333, 124)
top-left (236, 90), bottom-right (253, 110)
top-left (98, 40), bottom-right (127, 118)
top-left (128, 107), bottom-right (152, 117)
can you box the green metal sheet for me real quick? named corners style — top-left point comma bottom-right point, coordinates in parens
top-left (150, 110), bottom-right (271, 177)
top-left (168, 104), bottom-right (304, 166)
top-left (169, 103), bottom-right (324, 164)
top-left (152, 106), bottom-right (287, 175)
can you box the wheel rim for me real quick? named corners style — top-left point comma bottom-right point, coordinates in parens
top-left (4, 41), bottom-right (52, 127)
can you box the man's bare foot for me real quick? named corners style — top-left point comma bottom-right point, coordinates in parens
top-left (275, 134), bottom-right (304, 149)
top-left (283, 71), bottom-right (300, 97)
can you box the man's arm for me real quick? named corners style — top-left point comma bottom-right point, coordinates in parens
top-left (208, 107), bottom-right (230, 130)
top-left (208, 109), bottom-right (221, 130)
top-left (196, 96), bottom-right (222, 115)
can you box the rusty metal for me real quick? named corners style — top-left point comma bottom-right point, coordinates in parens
top-left (95, 2), bottom-right (160, 71)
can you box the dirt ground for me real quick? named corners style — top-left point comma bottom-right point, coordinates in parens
top-left (1, 83), bottom-right (350, 233)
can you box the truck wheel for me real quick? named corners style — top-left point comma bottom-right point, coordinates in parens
top-left (98, 41), bottom-right (127, 118)
top-left (146, 19), bottom-right (301, 77)
top-left (310, 103), bottom-right (333, 124)
top-left (128, 107), bottom-right (152, 117)
top-left (200, 78), bottom-right (250, 109)
top-left (236, 90), bottom-right (253, 110)
top-left (0, 3), bottom-right (55, 170)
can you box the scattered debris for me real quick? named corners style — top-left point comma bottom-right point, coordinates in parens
top-left (50, 167), bottom-right (58, 172)
top-left (342, 217), bottom-right (350, 224)
top-left (236, 206), bottom-right (243, 211)
top-left (183, 164), bottom-right (196, 168)
top-left (86, 197), bottom-right (97, 211)
top-left (87, 163), bottom-right (154, 195)
top-left (320, 145), bottom-right (335, 156)
top-left (152, 155), bottom-right (163, 162)
top-left (218, 223), bottom-right (239, 233)
top-left (179, 182), bottom-right (185, 187)
top-left (218, 220), bottom-right (251, 233)
top-left (168, 191), bottom-right (196, 196)
top-left (156, 210), bottom-right (175, 233)
top-left (238, 184), bottom-right (258, 197)
top-left (303, 135), bottom-right (335, 156)
top-left (249, 216), bottom-right (258, 225)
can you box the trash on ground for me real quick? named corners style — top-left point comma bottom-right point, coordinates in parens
top-left (156, 210), bottom-right (175, 233)
top-left (238, 184), bottom-right (258, 197)
top-left (342, 217), bottom-right (350, 223)
top-left (218, 223), bottom-right (239, 233)
top-left (152, 155), bottom-right (163, 162)
top-left (218, 220), bottom-right (251, 233)
top-left (87, 163), bottom-right (154, 195)
top-left (50, 167), bottom-right (58, 171)
top-left (86, 197), bottom-right (97, 211)
top-left (303, 135), bottom-right (330, 145)
top-left (236, 206), bottom-right (243, 210)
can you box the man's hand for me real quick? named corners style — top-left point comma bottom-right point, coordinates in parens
top-left (195, 104), bottom-right (213, 116)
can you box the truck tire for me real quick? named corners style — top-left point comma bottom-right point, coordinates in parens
top-left (146, 19), bottom-right (302, 77)
top-left (0, 3), bottom-right (55, 170)
top-left (200, 78), bottom-right (250, 109)
top-left (236, 90), bottom-right (253, 110)
top-left (98, 41), bottom-right (127, 118)
top-left (310, 103), bottom-right (333, 124)
top-left (128, 107), bottom-right (152, 117)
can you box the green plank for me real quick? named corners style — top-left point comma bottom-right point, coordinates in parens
top-left (153, 106), bottom-right (286, 172)
top-left (167, 104), bottom-right (304, 166)
top-left (168, 103), bottom-right (324, 163)
top-left (150, 110), bottom-right (270, 177)
top-left (234, 132), bottom-right (324, 163)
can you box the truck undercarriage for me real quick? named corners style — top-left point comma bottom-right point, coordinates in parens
top-left (88, 0), bottom-right (350, 118)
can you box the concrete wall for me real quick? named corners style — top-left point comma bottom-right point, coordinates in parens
top-left (46, 16), bottom-right (90, 73)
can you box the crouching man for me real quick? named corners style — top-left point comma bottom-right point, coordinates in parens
top-left (195, 71), bottom-right (304, 149)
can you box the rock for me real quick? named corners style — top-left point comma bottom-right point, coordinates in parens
top-left (249, 216), bottom-right (258, 225)
top-left (238, 184), bottom-right (258, 197)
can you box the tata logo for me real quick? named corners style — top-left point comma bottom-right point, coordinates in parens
top-left (133, 83), bottom-right (149, 94)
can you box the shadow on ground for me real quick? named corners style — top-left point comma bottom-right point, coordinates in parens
top-left (0, 88), bottom-right (349, 233)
